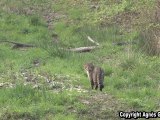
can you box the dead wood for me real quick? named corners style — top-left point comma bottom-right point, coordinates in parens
top-left (0, 40), bottom-right (36, 49)
top-left (87, 36), bottom-right (100, 46)
top-left (0, 36), bottom-right (100, 53)
top-left (64, 36), bottom-right (100, 53)
top-left (66, 46), bottom-right (98, 53)
top-left (112, 41), bottom-right (137, 46)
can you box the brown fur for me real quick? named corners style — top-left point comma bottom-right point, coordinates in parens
top-left (84, 63), bottom-right (104, 91)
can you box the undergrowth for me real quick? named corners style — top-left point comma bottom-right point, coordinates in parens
top-left (0, 0), bottom-right (160, 119)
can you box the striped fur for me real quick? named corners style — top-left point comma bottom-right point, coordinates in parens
top-left (84, 63), bottom-right (104, 91)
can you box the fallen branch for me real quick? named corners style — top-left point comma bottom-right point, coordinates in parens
top-left (0, 40), bottom-right (36, 49)
top-left (112, 41), bottom-right (137, 46)
top-left (64, 36), bottom-right (100, 52)
top-left (87, 36), bottom-right (100, 46)
top-left (65, 46), bottom-right (98, 53)
top-left (0, 36), bottom-right (100, 53)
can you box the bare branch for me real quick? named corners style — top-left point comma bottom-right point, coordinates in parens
top-left (87, 36), bottom-right (100, 46)
top-left (65, 46), bottom-right (98, 52)
top-left (0, 40), bottom-right (36, 49)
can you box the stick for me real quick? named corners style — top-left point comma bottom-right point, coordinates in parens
top-left (65, 46), bottom-right (98, 52)
top-left (87, 36), bottom-right (100, 46)
top-left (0, 40), bottom-right (36, 48)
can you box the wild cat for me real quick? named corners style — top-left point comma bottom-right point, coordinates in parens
top-left (84, 63), bottom-right (104, 91)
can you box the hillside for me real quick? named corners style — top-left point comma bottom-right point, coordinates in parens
top-left (0, 0), bottom-right (160, 119)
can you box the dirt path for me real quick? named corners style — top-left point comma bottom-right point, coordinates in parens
top-left (77, 92), bottom-right (128, 120)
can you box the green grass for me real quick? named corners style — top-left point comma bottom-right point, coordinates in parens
top-left (0, 0), bottom-right (160, 119)
top-left (0, 85), bottom-right (79, 120)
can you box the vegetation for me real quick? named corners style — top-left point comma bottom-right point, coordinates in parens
top-left (0, 0), bottom-right (160, 119)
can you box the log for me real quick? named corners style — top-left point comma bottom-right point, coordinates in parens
top-left (66, 46), bottom-right (98, 52)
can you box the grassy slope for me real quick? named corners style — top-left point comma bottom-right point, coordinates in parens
top-left (0, 0), bottom-right (160, 119)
